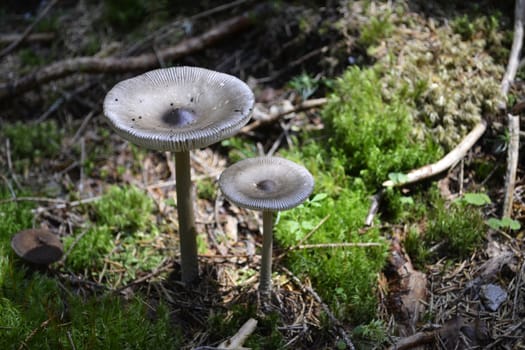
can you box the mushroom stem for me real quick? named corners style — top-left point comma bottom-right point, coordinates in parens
top-left (175, 150), bottom-right (199, 283)
top-left (259, 210), bottom-right (274, 298)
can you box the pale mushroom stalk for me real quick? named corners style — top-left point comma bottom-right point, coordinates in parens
top-left (219, 156), bottom-right (314, 304)
top-left (259, 210), bottom-right (274, 297)
top-left (175, 150), bottom-right (198, 283)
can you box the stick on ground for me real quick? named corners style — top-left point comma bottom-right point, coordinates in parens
top-left (382, 120), bottom-right (487, 187)
top-left (502, 114), bottom-right (520, 218)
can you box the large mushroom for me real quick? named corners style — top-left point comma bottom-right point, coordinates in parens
top-left (11, 229), bottom-right (64, 265)
top-left (219, 156), bottom-right (314, 299)
top-left (103, 66), bottom-right (254, 283)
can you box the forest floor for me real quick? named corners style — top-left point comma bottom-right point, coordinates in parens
top-left (0, 1), bottom-right (524, 349)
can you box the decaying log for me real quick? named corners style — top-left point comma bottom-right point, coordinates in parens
top-left (0, 13), bottom-right (255, 100)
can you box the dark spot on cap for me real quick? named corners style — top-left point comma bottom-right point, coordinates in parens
top-left (170, 102), bottom-right (174, 106)
top-left (138, 116), bottom-right (142, 119)
top-left (234, 109), bottom-right (241, 113)
top-left (256, 179), bottom-right (277, 192)
top-left (132, 118), bottom-right (136, 121)
top-left (162, 108), bottom-right (197, 127)
top-left (115, 98), bottom-right (118, 102)
top-left (190, 97), bottom-right (194, 102)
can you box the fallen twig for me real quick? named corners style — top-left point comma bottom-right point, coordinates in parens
top-left (241, 98), bottom-right (327, 134)
top-left (218, 318), bottom-right (258, 349)
top-left (503, 114), bottom-right (520, 218)
top-left (292, 242), bottom-right (382, 250)
top-left (501, 0), bottom-right (525, 99)
top-left (382, 120), bottom-right (487, 187)
top-left (0, 0), bottom-right (58, 59)
top-left (365, 190), bottom-right (383, 226)
top-left (0, 13), bottom-right (256, 100)
top-left (500, 0), bottom-right (524, 218)
top-left (0, 32), bottom-right (55, 45)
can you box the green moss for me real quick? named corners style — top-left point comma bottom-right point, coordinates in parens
top-left (65, 185), bottom-right (164, 283)
top-left (276, 186), bottom-right (388, 324)
top-left (343, 1), bottom-right (505, 150)
top-left (323, 67), bottom-right (442, 187)
top-left (196, 178), bottom-right (217, 201)
top-left (425, 200), bottom-right (486, 259)
top-left (1, 120), bottom-right (62, 167)
top-left (0, 188), bottom-right (181, 348)
top-left (64, 225), bottom-right (114, 272)
top-left (91, 185), bottom-right (155, 233)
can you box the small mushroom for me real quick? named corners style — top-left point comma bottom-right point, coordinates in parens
top-left (219, 156), bottom-right (314, 299)
top-left (103, 66), bottom-right (254, 283)
top-left (11, 229), bottom-right (63, 265)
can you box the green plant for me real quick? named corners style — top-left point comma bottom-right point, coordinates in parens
top-left (458, 192), bottom-right (492, 206)
top-left (289, 72), bottom-right (320, 100)
top-left (487, 217), bottom-right (521, 231)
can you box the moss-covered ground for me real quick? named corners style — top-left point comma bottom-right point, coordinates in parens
top-left (1, 0), bottom-right (524, 349)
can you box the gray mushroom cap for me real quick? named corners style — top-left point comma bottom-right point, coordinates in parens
top-left (11, 229), bottom-right (64, 265)
top-left (219, 156), bottom-right (314, 211)
top-left (103, 66), bottom-right (254, 152)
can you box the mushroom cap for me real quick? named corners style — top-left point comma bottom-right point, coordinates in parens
top-left (11, 229), bottom-right (64, 265)
top-left (103, 66), bottom-right (254, 152)
top-left (219, 156), bottom-right (314, 211)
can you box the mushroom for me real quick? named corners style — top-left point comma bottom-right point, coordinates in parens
top-left (11, 229), bottom-right (64, 265)
top-left (218, 156), bottom-right (314, 299)
top-left (103, 66), bottom-right (254, 283)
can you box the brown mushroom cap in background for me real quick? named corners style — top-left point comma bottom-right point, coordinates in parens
top-left (219, 156), bottom-right (315, 211)
top-left (11, 229), bottom-right (63, 265)
top-left (103, 66), bottom-right (254, 152)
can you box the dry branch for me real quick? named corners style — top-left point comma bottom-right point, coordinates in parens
top-left (0, 0), bottom-right (58, 59)
top-left (0, 13), bottom-right (255, 100)
top-left (501, 0), bottom-right (525, 99)
top-left (503, 114), bottom-right (520, 218)
top-left (382, 120), bottom-right (487, 187)
top-left (241, 98), bottom-right (327, 134)
top-left (218, 318), bottom-right (258, 349)
top-left (500, 0), bottom-right (525, 218)
top-left (0, 32), bottom-right (55, 45)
